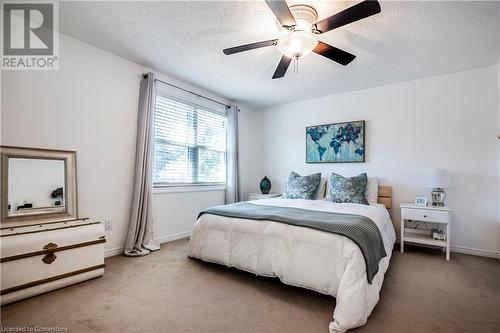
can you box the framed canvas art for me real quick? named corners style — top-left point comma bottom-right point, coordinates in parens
top-left (306, 120), bottom-right (365, 163)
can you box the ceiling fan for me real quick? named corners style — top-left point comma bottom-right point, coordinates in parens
top-left (223, 0), bottom-right (381, 79)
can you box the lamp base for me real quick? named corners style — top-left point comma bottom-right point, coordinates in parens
top-left (431, 188), bottom-right (446, 206)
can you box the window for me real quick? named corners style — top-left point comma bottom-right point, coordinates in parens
top-left (153, 86), bottom-right (227, 187)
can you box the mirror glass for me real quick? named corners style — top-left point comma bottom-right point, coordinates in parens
top-left (7, 158), bottom-right (66, 216)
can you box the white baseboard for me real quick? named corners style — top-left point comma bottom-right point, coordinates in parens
top-left (156, 231), bottom-right (191, 245)
top-left (105, 246), bottom-right (125, 258)
top-left (104, 231), bottom-right (192, 258)
top-left (396, 238), bottom-right (499, 259)
top-left (450, 245), bottom-right (499, 259)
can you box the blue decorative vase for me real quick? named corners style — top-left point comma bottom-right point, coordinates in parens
top-left (260, 176), bottom-right (271, 195)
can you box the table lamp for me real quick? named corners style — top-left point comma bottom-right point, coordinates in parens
top-left (424, 168), bottom-right (450, 206)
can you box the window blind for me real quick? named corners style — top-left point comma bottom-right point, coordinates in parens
top-left (154, 89), bottom-right (227, 186)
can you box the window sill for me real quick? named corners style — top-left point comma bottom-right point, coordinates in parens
top-left (153, 185), bottom-right (226, 194)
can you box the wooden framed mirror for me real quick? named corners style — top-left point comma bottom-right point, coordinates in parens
top-left (1, 146), bottom-right (78, 225)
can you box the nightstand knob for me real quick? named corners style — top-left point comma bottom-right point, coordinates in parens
top-left (423, 215), bottom-right (427, 217)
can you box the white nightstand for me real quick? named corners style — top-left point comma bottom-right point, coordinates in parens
top-left (248, 193), bottom-right (281, 201)
top-left (400, 203), bottom-right (452, 260)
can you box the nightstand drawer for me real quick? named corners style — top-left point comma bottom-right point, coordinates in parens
top-left (401, 208), bottom-right (449, 223)
top-left (248, 193), bottom-right (281, 201)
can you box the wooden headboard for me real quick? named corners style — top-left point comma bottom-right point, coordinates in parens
top-left (377, 186), bottom-right (392, 211)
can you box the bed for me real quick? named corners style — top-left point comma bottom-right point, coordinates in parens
top-left (188, 186), bottom-right (395, 333)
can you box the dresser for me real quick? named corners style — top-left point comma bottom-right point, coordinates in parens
top-left (400, 203), bottom-right (451, 260)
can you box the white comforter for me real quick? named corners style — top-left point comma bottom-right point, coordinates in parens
top-left (188, 198), bottom-right (396, 332)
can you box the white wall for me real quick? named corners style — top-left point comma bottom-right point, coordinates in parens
top-left (2, 35), bottom-right (139, 257)
top-left (257, 65), bottom-right (500, 258)
top-left (238, 105), bottom-right (266, 198)
top-left (1, 34), bottom-right (256, 256)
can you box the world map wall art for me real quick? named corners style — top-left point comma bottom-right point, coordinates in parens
top-left (306, 120), bottom-right (365, 163)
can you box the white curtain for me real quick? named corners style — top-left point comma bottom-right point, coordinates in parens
top-left (124, 72), bottom-right (160, 256)
top-left (225, 105), bottom-right (240, 204)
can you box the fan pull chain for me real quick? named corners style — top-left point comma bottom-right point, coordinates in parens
top-left (293, 56), bottom-right (299, 75)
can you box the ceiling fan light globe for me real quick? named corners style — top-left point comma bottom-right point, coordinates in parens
top-left (277, 31), bottom-right (318, 59)
top-left (294, 18), bottom-right (313, 32)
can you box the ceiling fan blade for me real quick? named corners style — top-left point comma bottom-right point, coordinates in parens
top-left (313, 42), bottom-right (356, 66)
top-left (315, 0), bottom-right (381, 33)
top-left (272, 55), bottom-right (292, 79)
top-left (265, 0), bottom-right (296, 27)
top-left (223, 39), bottom-right (278, 55)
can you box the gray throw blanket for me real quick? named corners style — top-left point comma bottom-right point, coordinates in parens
top-left (199, 202), bottom-right (386, 284)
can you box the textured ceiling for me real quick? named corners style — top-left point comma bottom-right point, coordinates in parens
top-left (59, 1), bottom-right (500, 109)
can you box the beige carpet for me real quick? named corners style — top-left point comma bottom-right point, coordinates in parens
top-left (1, 239), bottom-right (499, 333)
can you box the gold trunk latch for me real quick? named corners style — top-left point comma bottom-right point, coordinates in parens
top-left (42, 242), bottom-right (58, 264)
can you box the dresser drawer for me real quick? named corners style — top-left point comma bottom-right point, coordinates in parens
top-left (401, 208), bottom-right (449, 223)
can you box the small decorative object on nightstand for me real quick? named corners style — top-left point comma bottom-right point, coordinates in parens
top-left (414, 196), bottom-right (428, 206)
top-left (400, 203), bottom-right (451, 260)
top-left (248, 193), bottom-right (281, 201)
top-left (259, 176), bottom-right (272, 194)
top-left (424, 168), bottom-right (450, 206)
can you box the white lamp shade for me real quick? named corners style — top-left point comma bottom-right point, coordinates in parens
top-left (424, 168), bottom-right (451, 189)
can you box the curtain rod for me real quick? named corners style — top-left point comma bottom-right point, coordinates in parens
top-left (143, 73), bottom-right (230, 108)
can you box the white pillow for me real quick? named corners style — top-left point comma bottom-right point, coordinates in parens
top-left (315, 176), bottom-right (327, 200)
top-left (366, 177), bottom-right (379, 204)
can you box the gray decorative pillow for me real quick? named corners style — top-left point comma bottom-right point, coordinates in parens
top-left (282, 172), bottom-right (322, 200)
top-left (325, 173), bottom-right (369, 205)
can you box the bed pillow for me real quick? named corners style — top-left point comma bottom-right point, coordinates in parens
top-left (366, 177), bottom-right (379, 204)
top-left (325, 173), bottom-right (369, 205)
top-left (282, 172), bottom-right (322, 200)
top-left (286, 176), bottom-right (326, 199)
